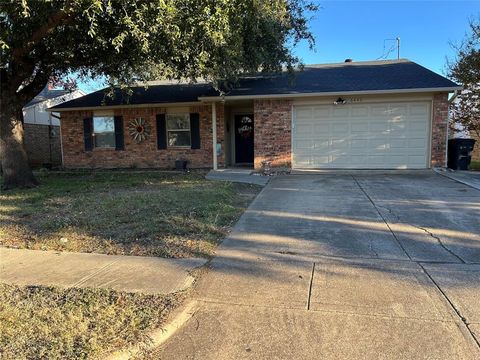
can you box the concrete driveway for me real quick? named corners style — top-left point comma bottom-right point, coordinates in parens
top-left (156, 171), bottom-right (480, 359)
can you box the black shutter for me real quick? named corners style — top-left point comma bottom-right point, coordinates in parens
top-left (156, 114), bottom-right (167, 149)
top-left (83, 117), bottom-right (93, 151)
top-left (190, 113), bottom-right (200, 149)
top-left (114, 116), bottom-right (124, 150)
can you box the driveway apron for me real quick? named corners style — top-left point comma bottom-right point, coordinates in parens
top-left (157, 172), bottom-right (480, 359)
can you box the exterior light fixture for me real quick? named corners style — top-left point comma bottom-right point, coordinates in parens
top-left (334, 97), bottom-right (347, 105)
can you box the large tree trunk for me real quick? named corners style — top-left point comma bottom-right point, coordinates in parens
top-left (0, 91), bottom-right (38, 190)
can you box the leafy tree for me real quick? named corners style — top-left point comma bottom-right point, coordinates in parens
top-left (448, 19), bottom-right (480, 139)
top-left (0, 0), bottom-right (316, 189)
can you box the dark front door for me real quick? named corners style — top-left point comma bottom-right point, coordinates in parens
top-left (234, 114), bottom-right (254, 164)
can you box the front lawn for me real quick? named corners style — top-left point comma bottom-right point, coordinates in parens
top-left (469, 160), bottom-right (480, 170)
top-left (0, 170), bottom-right (260, 258)
top-left (0, 283), bottom-right (179, 359)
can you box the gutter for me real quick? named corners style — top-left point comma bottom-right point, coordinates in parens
top-left (47, 101), bottom-right (203, 112)
top-left (198, 86), bottom-right (463, 102)
top-left (47, 86), bottom-right (462, 112)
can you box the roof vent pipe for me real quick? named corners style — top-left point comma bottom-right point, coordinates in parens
top-left (344, 59), bottom-right (353, 63)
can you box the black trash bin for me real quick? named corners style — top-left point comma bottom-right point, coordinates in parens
top-left (448, 138), bottom-right (476, 170)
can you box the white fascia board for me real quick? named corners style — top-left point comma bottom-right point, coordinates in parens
top-left (198, 86), bottom-right (463, 102)
top-left (47, 101), bottom-right (203, 112)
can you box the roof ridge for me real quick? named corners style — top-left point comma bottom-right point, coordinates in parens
top-left (304, 59), bottom-right (411, 68)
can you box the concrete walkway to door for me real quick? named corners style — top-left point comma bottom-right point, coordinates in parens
top-left (154, 171), bottom-right (480, 359)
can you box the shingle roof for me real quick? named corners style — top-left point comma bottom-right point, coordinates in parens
top-left (50, 59), bottom-right (460, 110)
top-left (25, 87), bottom-right (71, 108)
top-left (218, 60), bottom-right (460, 97)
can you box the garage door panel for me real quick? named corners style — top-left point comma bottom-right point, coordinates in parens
top-left (370, 121), bottom-right (389, 132)
top-left (351, 106), bottom-right (369, 117)
top-left (314, 123), bottom-right (330, 133)
top-left (371, 105), bottom-right (389, 116)
top-left (408, 138), bottom-right (427, 149)
top-left (410, 104), bottom-right (429, 115)
top-left (293, 155), bottom-right (312, 167)
top-left (333, 107), bottom-right (350, 117)
top-left (293, 102), bottom-right (430, 169)
top-left (390, 138), bottom-right (408, 148)
top-left (390, 105), bottom-right (408, 116)
top-left (332, 123), bottom-right (349, 133)
top-left (295, 123), bottom-right (313, 135)
top-left (351, 122), bottom-right (370, 133)
top-left (295, 107), bottom-right (313, 119)
top-left (313, 107), bottom-right (330, 117)
top-left (295, 139), bottom-right (314, 150)
top-left (313, 140), bottom-right (330, 150)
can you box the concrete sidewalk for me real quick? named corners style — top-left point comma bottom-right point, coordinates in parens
top-left (0, 247), bottom-right (206, 294)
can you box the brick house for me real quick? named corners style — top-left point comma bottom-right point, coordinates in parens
top-left (50, 59), bottom-right (461, 170)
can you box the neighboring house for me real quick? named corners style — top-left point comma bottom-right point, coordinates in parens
top-left (49, 59), bottom-right (460, 170)
top-left (23, 86), bottom-right (85, 167)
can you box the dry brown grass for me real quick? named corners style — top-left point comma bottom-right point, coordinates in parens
top-left (0, 283), bottom-right (181, 360)
top-left (0, 170), bottom-right (260, 258)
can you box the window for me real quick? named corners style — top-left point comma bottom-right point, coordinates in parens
top-left (93, 116), bottom-right (115, 148)
top-left (166, 114), bottom-right (191, 147)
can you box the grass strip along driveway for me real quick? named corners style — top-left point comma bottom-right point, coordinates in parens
top-left (0, 170), bottom-right (260, 258)
top-left (0, 170), bottom-right (260, 359)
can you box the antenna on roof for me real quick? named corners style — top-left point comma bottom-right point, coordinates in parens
top-left (396, 37), bottom-right (400, 59)
top-left (376, 37), bottom-right (400, 60)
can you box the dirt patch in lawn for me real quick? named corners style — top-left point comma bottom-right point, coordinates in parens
top-left (0, 170), bottom-right (261, 258)
top-left (0, 283), bottom-right (181, 360)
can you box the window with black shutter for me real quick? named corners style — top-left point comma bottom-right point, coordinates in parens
top-left (156, 114), bottom-right (167, 149)
top-left (190, 113), bottom-right (200, 149)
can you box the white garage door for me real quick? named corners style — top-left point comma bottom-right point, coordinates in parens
top-left (292, 102), bottom-right (431, 169)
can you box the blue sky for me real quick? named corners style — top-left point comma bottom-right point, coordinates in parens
top-left (78, 0), bottom-right (478, 93)
top-left (294, 0), bottom-right (478, 74)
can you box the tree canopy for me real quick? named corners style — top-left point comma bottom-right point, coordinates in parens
top-left (448, 19), bottom-right (480, 138)
top-left (1, 0), bottom-right (317, 94)
top-left (0, 0), bottom-right (317, 189)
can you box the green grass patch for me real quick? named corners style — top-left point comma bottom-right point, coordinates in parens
top-left (469, 160), bottom-right (480, 170)
top-left (0, 283), bottom-right (179, 360)
top-left (0, 170), bottom-right (260, 258)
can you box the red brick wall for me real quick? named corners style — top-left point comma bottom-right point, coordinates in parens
top-left (60, 104), bottom-right (224, 169)
top-left (253, 99), bottom-right (292, 169)
top-left (431, 93), bottom-right (449, 167)
top-left (24, 123), bottom-right (62, 167)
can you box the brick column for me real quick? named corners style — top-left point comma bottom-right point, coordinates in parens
top-left (431, 93), bottom-right (449, 167)
top-left (253, 99), bottom-right (292, 170)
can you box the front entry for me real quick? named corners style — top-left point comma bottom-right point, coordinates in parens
top-left (234, 114), bottom-right (254, 165)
